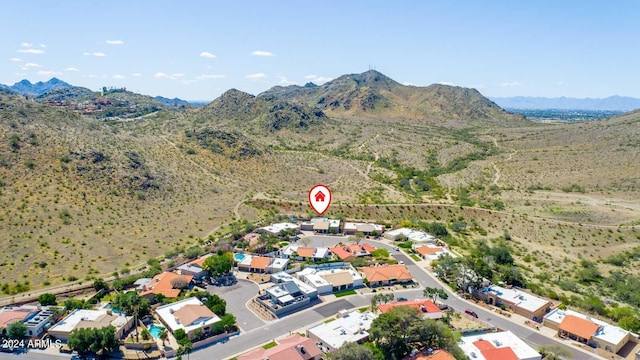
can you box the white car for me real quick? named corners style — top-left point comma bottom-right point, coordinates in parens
top-left (398, 260), bottom-right (405, 265)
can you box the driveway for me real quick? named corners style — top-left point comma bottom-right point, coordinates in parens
top-left (206, 279), bottom-right (265, 332)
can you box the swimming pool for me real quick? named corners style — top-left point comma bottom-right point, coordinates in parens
top-left (103, 304), bottom-right (121, 314)
top-left (234, 253), bottom-right (245, 261)
top-left (148, 324), bottom-right (164, 339)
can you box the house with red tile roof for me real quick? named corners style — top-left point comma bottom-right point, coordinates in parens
top-left (458, 331), bottom-right (541, 360)
top-left (330, 244), bottom-right (376, 261)
top-left (238, 334), bottom-right (322, 360)
top-left (139, 271), bottom-right (193, 300)
top-left (358, 264), bottom-right (413, 287)
top-left (377, 299), bottom-right (443, 319)
top-left (249, 256), bottom-right (272, 273)
top-left (543, 308), bottom-right (632, 353)
top-left (282, 245), bottom-right (330, 261)
top-left (0, 307), bottom-right (39, 336)
top-left (414, 245), bottom-right (449, 261)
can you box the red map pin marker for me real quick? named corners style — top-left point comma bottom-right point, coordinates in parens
top-left (308, 184), bottom-right (332, 215)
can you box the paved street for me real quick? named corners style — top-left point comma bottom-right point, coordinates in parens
top-left (206, 279), bottom-right (265, 332)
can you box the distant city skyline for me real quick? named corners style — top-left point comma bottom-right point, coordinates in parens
top-left (2, 1), bottom-right (638, 100)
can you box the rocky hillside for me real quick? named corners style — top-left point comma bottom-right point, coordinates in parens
top-left (261, 70), bottom-right (527, 127)
top-left (192, 89), bottom-right (327, 132)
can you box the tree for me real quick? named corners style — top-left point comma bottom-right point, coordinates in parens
top-left (370, 306), bottom-right (465, 360)
top-left (7, 321), bottom-right (27, 339)
top-left (423, 287), bottom-right (449, 303)
top-left (203, 252), bottom-right (234, 277)
top-left (111, 291), bottom-right (150, 341)
top-left (171, 277), bottom-right (189, 290)
top-left (205, 294), bottom-right (226, 316)
top-left (38, 293), bottom-right (57, 306)
top-left (369, 306), bottom-right (419, 359)
top-left (538, 344), bottom-right (572, 360)
top-left (112, 291), bottom-right (151, 318)
top-left (619, 315), bottom-right (640, 333)
top-left (450, 221), bottom-right (467, 233)
top-left (64, 298), bottom-right (88, 311)
top-left (332, 341), bottom-right (375, 360)
top-left (220, 313), bottom-right (237, 332)
top-left (93, 278), bottom-right (109, 292)
top-left (371, 293), bottom-right (395, 311)
top-left (67, 326), bottom-right (119, 355)
top-left (371, 248), bottom-right (389, 260)
top-left (434, 253), bottom-right (458, 280)
top-left (158, 327), bottom-right (169, 345)
top-left (349, 232), bottom-right (365, 245)
top-left (184, 246), bottom-right (204, 259)
top-left (300, 237), bottom-right (311, 247)
top-left (177, 341), bottom-right (193, 360)
top-left (174, 328), bottom-right (186, 340)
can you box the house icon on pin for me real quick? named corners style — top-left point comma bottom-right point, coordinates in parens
top-left (315, 191), bottom-right (326, 202)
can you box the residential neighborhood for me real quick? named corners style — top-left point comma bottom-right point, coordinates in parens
top-left (0, 217), bottom-right (636, 360)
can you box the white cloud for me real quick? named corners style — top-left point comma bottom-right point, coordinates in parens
top-left (14, 72), bottom-right (27, 76)
top-left (403, 82), bottom-right (414, 86)
top-left (154, 72), bottom-right (184, 80)
top-left (304, 74), bottom-right (332, 84)
top-left (113, 74), bottom-right (126, 79)
top-left (39, 44), bottom-right (46, 48)
top-left (10, 58), bottom-right (22, 62)
top-left (105, 40), bottom-right (124, 45)
top-left (20, 67), bottom-right (28, 71)
top-left (438, 81), bottom-right (456, 86)
top-left (17, 49), bottom-right (44, 54)
top-left (25, 62), bottom-right (43, 68)
top-left (132, 73), bottom-right (142, 77)
top-left (83, 52), bottom-right (106, 57)
top-left (200, 51), bottom-right (216, 58)
top-left (278, 76), bottom-right (296, 85)
top-left (21, 42), bottom-right (33, 48)
top-left (245, 72), bottom-right (267, 79)
top-left (37, 70), bottom-right (62, 76)
top-left (499, 81), bottom-right (522, 88)
top-left (196, 74), bottom-right (225, 80)
top-left (64, 67), bottom-right (79, 71)
top-left (252, 50), bottom-right (274, 57)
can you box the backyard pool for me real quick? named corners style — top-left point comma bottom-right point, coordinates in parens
top-left (234, 253), bottom-right (245, 262)
top-left (148, 324), bottom-right (164, 339)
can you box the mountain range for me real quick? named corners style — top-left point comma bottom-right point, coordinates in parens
top-left (490, 95), bottom-right (640, 111)
top-left (1, 68), bottom-right (640, 293)
top-left (4, 78), bottom-right (72, 96)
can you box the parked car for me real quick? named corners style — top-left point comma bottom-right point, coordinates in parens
top-left (397, 297), bottom-right (408, 301)
top-left (393, 246), bottom-right (400, 251)
top-left (398, 260), bottom-right (405, 265)
top-left (465, 309), bottom-right (479, 318)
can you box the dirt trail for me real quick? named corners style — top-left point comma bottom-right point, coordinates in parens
top-left (276, 149), bottom-right (406, 200)
top-left (488, 135), bottom-right (517, 186)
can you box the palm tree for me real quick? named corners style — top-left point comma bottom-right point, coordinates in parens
top-left (158, 327), bottom-right (168, 346)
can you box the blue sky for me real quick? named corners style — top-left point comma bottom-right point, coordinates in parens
top-left (2, 1), bottom-right (638, 100)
